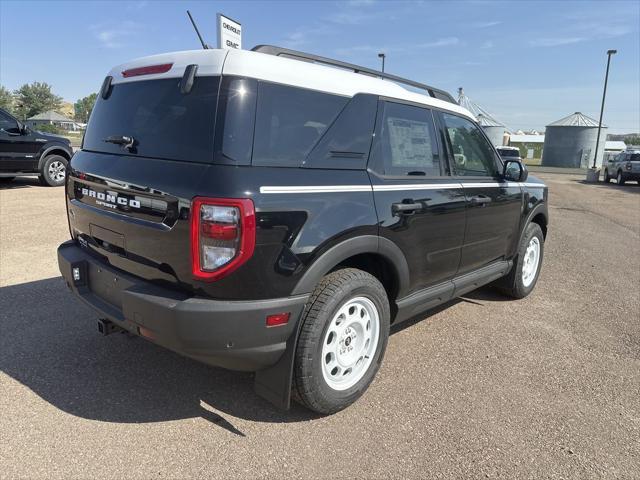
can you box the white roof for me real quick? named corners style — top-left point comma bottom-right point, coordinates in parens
top-left (509, 134), bottom-right (545, 143)
top-left (107, 48), bottom-right (474, 120)
top-left (604, 141), bottom-right (626, 151)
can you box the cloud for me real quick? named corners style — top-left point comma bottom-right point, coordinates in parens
top-left (126, 1), bottom-right (148, 10)
top-left (417, 37), bottom-right (460, 48)
top-left (529, 37), bottom-right (586, 47)
top-left (481, 40), bottom-right (494, 49)
top-left (345, 0), bottom-right (376, 5)
top-left (473, 20), bottom-right (502, 28)
top-left (89, 21), bottom-right (141, 49)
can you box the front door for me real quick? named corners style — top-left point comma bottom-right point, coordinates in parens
top-left (438, 111), bottom-right (523, 275)
top-left (0, 110), bottom-right (40, 172)
top-left (369, 100), bottom-right (466, 296)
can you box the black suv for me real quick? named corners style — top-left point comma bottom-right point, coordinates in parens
top-left (0, 108), bottom-right (73, 186)
top-left (57, 46), bottom-right (548, 414)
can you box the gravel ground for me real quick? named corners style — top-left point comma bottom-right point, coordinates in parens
top-left (0, 174), bottom-right (639, 479)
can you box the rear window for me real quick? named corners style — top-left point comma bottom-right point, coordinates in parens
top-left (252, 82), bottom-right (348, 167)
top-left (630, 153), bottom-right (640, 161)
top-left (83, 77), bottom-right (219, 163)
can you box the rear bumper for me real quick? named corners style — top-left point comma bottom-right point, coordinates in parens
top-left (621, 171), bottom-right (640, 181)
top-left (57, 241), bottom-right (308, 371)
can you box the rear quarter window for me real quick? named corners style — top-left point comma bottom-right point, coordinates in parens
top-left (252, 82), bottom-right (348, 167)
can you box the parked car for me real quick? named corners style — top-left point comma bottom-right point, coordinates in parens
top-left (602, 149), bottom-right (640, 185)
top-left (57, 45), bottom-right (548, 414)
top-left (0, 108), bottom-right (73, 186)
top-left (496, 145), bottom-right (523, 162)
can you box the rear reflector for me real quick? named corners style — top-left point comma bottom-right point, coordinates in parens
top-left (266, 313), bottom-right (290, 327)
top-left (122, 63), bottom-right (173, 78)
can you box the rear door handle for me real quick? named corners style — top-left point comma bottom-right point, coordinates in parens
top-left (392, 202), bottom-right (423, 215)
top-left (470, 195), bottom-right (492, 206)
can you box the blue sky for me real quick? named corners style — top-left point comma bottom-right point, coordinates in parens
top-left (1, 0), bottom-right (638, 133)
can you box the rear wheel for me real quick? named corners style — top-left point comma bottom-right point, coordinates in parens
top-left (39, 155), bottom-right (68, 187)
top-left (293, 268), bottom-right (390, 414)
top-left (602, 169), bottom-right (610, 182)
top-left (617, 170), bottom-right (626, 186)
top-left (497, 222), bottom-right (544, 299)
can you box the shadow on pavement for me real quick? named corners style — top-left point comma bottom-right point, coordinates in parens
top-left (0, 176), bottom-right (45, 190)
top-left (574, 179), bottom-right (640, 193)
top-left (0, 277), bottom-right (319, 436)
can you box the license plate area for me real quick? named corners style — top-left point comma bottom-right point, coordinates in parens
top-left (88, 263), bottom-right (125, 309)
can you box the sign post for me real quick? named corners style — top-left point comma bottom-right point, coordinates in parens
top-left (217, 13), bottom-right (242, 50)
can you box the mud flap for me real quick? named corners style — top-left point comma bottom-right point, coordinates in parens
top-left (254, 316), bottom-right (304, 410)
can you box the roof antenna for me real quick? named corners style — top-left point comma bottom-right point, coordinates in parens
top-left (187, 10), bottom-right (210, 49)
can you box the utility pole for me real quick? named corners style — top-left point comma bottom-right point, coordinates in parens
top-left (593, 49), bottom-right (617, 169)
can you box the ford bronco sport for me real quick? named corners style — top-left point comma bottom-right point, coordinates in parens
top-left (57, 46), bottom-right (548, 414)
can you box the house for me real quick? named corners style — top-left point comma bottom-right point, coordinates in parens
top-left (26, 110), bottom-right (84, 131)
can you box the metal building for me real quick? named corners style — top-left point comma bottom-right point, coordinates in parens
top-left (457, 88), bottom-right (508, 147)
top-left (541, 112), bottom-right (607, 168)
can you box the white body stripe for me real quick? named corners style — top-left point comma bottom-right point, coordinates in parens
top-left (260, 182), bottom-right (546, 194)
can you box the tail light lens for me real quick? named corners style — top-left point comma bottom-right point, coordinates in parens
top-left (626, 162), bottom-right (632, 171)
top-left (191, 197), bottom-right (255, 281)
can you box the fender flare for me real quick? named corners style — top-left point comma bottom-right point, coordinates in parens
top-left (519, 202), bottom-right (548, 246)
top-left (37, 145), bottom-right (73, 170)
top-left (291, 235), bottom-right (410, 298)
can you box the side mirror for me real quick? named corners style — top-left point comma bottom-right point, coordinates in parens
top-left (503, 159), bottom-right (528, 182)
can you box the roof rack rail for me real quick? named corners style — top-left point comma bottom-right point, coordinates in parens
top-left (251, 45), bottom-right (456, 104)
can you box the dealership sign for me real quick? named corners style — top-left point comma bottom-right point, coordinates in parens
top-left (217, 13), bottom-right (242, 50)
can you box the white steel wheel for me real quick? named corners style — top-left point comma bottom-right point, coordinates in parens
top-left (321, 296), bottom-right (380, 391)
top-left (521, 236), bottom-right (541, 288)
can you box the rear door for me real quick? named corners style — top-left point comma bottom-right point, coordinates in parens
top-left (369, 100), bottom-right (466, 295)
top-left (438, 111), bottom-right (523, 275)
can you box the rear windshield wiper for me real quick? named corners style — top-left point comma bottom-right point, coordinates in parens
top-left (104, 135), bottom-right (135, 149)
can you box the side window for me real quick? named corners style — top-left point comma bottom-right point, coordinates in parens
top-left (373, 101), bottom-right (441, 176)
top-left (304, 94), bottom-right (377, 170)
top-left (0, 111), bottom-right (17, 132)
top-left (215, 77), bottom-right (257, 166)
top-left (441, 112), bottom-right (499, 177)
top-left (252, 82), bottom-right (348, 167)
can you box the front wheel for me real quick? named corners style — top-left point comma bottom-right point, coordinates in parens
top-left (293, 268), bottom-right (390, 414)
top-left (39, 155), bottom-right (68, 187)
top-left (497, 222), bottom-right (544, 299)
top-left (602, 169), bottom-right (610, 182)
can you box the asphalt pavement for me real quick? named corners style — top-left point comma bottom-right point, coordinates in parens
top-left (0, 174), bottom-right (638, 479)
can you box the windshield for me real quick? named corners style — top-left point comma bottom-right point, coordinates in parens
top-left (498, 149), bottom-right (520, 157)
top-left (83, 76), bottom-right (219, 163)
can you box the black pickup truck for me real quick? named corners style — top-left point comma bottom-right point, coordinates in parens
top-left (57, 45), bottom-right (548, 414)
top-left (0, 108), bottom-right (73, 186)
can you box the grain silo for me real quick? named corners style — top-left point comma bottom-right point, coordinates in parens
top-left (541, 112), bottom-right (607, 168)
top-left (457, 88), bottom-right (508, 147)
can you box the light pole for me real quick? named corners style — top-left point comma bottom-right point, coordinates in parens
top-left (593, 49), bottom-right (617, 169)
top-left (378, 52), bottom-right (386, 73)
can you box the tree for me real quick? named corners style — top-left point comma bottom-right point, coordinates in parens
top-left (0, 85), bottom-right (13, 113)
top-left (74, 93), bottom-right (98, 123)
top-left (13, 82), bottom-right (62, 120)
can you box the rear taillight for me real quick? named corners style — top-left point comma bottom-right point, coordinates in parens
top-left (626, 162), bottom-right (632, 171)
top-left (190, 197), bottom-right (255, 281)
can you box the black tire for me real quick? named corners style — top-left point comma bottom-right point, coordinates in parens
top-left (602, 169), bottom-right (610, 183)
top-left (293, 268), bottom-right (390, 414)
top-left (617, 170), bottom-right (626, 186)
top-left (496, 222), bottom-right (544, 299)
top-left (39, 155), bottom-right (68, 187)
